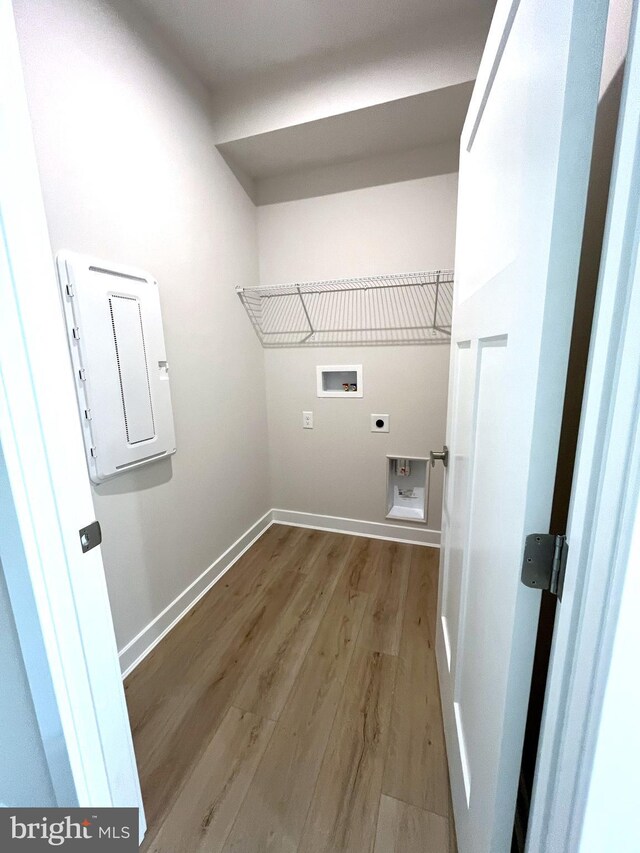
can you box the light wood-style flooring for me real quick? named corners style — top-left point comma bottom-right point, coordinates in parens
top-left (125, 524), bottom-right (455, 852)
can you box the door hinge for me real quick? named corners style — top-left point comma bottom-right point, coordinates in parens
top-left (521, 533), bottom-right (568, 600)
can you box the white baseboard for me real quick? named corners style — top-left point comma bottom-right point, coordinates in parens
top-left (118, 510), bottom-right (273, 678)
top-left (119, 507), bottom-right (441, 679)
top-left (271, 508), bottom-right (441, 547)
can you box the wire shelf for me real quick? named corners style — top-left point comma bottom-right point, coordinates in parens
top-left (236, 270), bottom-right (454, 347)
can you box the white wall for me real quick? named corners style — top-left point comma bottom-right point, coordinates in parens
top-left (0, 561), bottom-right (56, 807)
top-left (14, 0), bottom-right (458, 664)
top-left (259, 174), bottom-right (457, 532)
top-left (255, 141), bottom-right (460, 206)
top-left (0, 441), bottom-right (76, 806)
top-left (13, 0), bottom-right (270, 654)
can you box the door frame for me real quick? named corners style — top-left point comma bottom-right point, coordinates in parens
top-left (527, 1), bottom-right (640, 848)
top-left (0, 0), bottom-right (144, 835)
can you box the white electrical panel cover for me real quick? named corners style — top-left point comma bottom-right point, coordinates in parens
top-left (57, 252), bottom-right (176, 484)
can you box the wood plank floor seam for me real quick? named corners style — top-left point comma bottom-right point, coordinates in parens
top-left (224, 568), bottom-right (368, 853)
top-left (218, 704), bottom-right (282, 851)
top-left (293, 542), bottom-right (405, 853)
top-left (381, 792), bottom-right (451, 821)
top-left (219, 542), bottom-right (360, 849)
top-left (365, 582), bottom-right (403, 853)
top-left (374, 793), bottom-right (449, 852)
top-left (288, 579), bottom-right (369, 853)
top-left (232, 533), bottom-right (356, 722)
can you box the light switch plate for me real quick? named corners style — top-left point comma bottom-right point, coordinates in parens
top-left (371, 414), bottom-right (390, 432)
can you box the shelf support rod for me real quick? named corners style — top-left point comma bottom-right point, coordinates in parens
top-left (296, 286), bottom-right (315, 340)
top-left (262, 278), bottom-right (452, 299)
top-left (432, 275), bottom-right (441, 331)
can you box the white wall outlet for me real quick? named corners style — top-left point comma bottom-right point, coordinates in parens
top-left (303, 411), bottom-right (314, 429)
top-left (371, 414), bottom-right (390, 432)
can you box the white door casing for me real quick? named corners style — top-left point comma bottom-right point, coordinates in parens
top-left (436, 1), bottom-right (608, 851)
top-left (528, 1), bottom-right (640, 848)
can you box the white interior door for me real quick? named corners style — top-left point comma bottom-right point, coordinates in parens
top-left (436, 1), bottom-right (609, 851)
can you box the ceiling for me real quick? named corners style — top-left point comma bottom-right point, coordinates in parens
top-left (217, 83), bottom-right (473, 181)
top-left (132, 0), bottom-right (494, 203)
top-left (135, 0), bottom-right (494, 89)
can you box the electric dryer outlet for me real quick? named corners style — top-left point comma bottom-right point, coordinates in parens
top-left (371, 414), bottom-right (390, 432)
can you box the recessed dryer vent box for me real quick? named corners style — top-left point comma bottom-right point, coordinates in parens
top-left (57, 252), bottom-right (176, 484)
top-left (316, 364), bottom-right (363, 397)
top-left (386, 455), bottom-right (429, 523)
